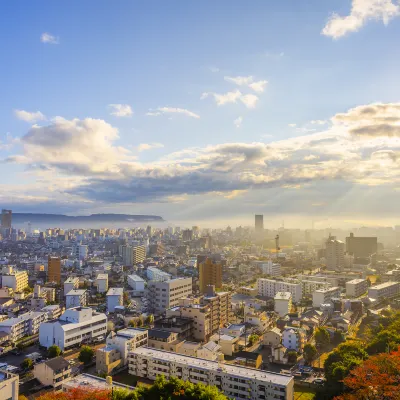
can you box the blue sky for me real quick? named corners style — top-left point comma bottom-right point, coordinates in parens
top-left (1, 0), bottom-right (400, 227)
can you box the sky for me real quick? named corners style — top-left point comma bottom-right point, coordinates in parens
top-left (1, 0), bottom-right (400, 228)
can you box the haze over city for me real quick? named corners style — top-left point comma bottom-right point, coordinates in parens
top-left (1, 1), bottom-right (400, 228)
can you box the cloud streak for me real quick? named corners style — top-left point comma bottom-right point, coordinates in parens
top-left (40, 33), bottom-right (59, 44)
top-left (108, 104), bottom-right (133, 117)
top-left (14, 110), bottom-right (46, 122)
top-left (146, 107), bottom-right (200, 119)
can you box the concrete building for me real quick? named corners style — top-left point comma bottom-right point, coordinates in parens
top-left (368, 282), bottom-right (400, 301)
top-left (274, 292), bottom-right (292, 317)
top-left (147, 329), bottom-right (184, 352)
top-left (107, 288), bottom-right (124, 312)
top-left (39, 307), bottom-right (107, 350)
top-left (148, 278), bottom-right (192, 315)
top-left (203, 286), bottom-right (233, 332)
top-left (120, 245), bottom-right (146, 267)
top-left (257, 279), bottom-right (302, 303)
top-left (325, 236), bottom-right (345, 271)
top-left (41, 304), bottom-right (63, 320)
top-left (1, 209), bottom-right (12, 229)
top-left (128, 347), bottom-right (294, 400)
top-left (1, 267), bottom-right (28, 292)
top-left (146, 267), bottom-right (171, 282)
top-left (42, 287), bottom-right (56, 303)
top-left (0, 287), bottom-right (13, 298)
top-left (259, 260), bottom-right (281, 276)
top-left (199, 258), bottom-right (222, 293)
top-left (106, 328), bottom-right (148, 365)
top-left (127, 274), bottom-right (145, 291)
top-left (96, 274), bottom-right (109, 293)
top-left (312, 287), bottom-right (341, 308)
top-left (282, 327), bottom-right (305, 352)
top-left (96, 346), bottom-right (121, 375)
top-left (0, 311), bottom-right (47, 342)
top-left (63, 373), bottom-right (134, 393)
top-left (255, 214), bottom-right (264, 237)
top-left (48, 256), bottom-right (61, 284)
top-left (346, 279), bottom-right (368, 297)
top-left (0, 369), bottom-right (19, 400)
top-left (66, 289), bottom-right (88, 309)
top-left (63, 277), bottom-right (79, 295)
top-left (263, 328), bottom-right (282, 347)
top-left (346, 233), bottom-right (378, 258)
top-left (34, 357), bottom-right (71, 391)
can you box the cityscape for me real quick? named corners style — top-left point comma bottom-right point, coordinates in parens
top-left (2, 1), bottom-right (400, 399)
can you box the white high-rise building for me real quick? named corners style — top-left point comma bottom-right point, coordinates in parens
top-left (257, 278), bottom-right (302, 302)
top-left (325, 236), bottom-right (345, 271)
top-left (96, 274), bottom-right (109, 293)
top-left (1, 267), bottom-right (29, 292)
top-left (312, 287), bottom-right (341, 308)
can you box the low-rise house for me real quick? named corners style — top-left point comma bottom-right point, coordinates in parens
top-left (96, 346), bottom-right (122, 375)
top-left (263, 327), bottom-right (282, 347)
top-left (197, 340), bottom-right (223, 361)
top-left (176, 341), bottom-right (201, 357)
top-left (234, 351), bottom-right (262, 369)
top-left (147, 329), bottom-right (183, 352)
top-left (34, 357), bottom-right (71, 391)
top-left (282, 327), bottom-right (305, 352)
top-left (218, 334), bottom-right (239, 356)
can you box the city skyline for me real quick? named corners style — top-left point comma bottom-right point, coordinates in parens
top-left (1, 1), bottom-right (400, 227)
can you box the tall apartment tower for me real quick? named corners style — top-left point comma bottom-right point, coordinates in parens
top-left (1, 209), bottom-right (12, 228)
top-left (346, 232), bottom-right (378, 258)
top-left (199, 258), bottom-right (222, 293)
top-left (255, 214), bottom-right (264, 236)
top-left (325, 235), bottom-right (345, 271)
top-left (48, 256), bottom-right (61, 284)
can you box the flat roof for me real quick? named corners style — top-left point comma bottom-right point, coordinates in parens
top-left (131, 347), bottom-right (293, 386)
top-left (128, 274), bottom-right (145, 282)
top-left (107, 288), bottom-right (124, 296)
top-left (314, 287), bottom-right (340, 293)
top-left (63, 373), bottom-right (134, 391)
top-left (274, 292), bottom-right (292, 300)
top-left (346, 279), bottom-right (366, 284)
top-left (369, 281), bottom-right (399, 290)
top-left (66, 289), bottom-right (86, 296)
top-left (96, 274), bottom-right (108, 280)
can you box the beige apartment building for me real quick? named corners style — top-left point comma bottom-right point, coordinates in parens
top-left (199, 258), bottom-right (222, 293)
top-left (34, 357), bottom-right (71, 391)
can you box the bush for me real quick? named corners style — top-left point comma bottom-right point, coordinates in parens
top-left (78, 345), bottom-right (94, 365)
top-left (48, 345), bottom-right (62, 358)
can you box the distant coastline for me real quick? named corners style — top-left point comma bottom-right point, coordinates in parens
top-left (10, 213), bottom-right (164, 224)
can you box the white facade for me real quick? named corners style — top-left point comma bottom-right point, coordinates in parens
top-left (259, 260), bottom-right (281, 276)
top-left (257, 279), bottom-right (302, 303)
top-left (312, 287), bottom-right (341, 308)
top-left (127, 274), bottom-right (145, 291)
top-left (1, 270), bottom-right (28, 292)
top-left (274, 292), bottom-right (292, 317)
top-left (146, 267), bottom-right (171, 282)
top-left (39, 307), bottom-right (107, 350)
top-left (326, 237), bottom-right (345, 271)
top-left (64, 277), bottom-right (79, 295)
top-left (368, 281), bottom-right (400, 300)
top-left (128, 347), bottom-right (294, 400)
top-left (0, 370), bottom-right (19, 400)
top-left (148, 278), bottom-right (192, 314)
top-left (96, 274), bottom-right (109, 293)
top-left (346, 279), bottom-right (368, 297)
top-left (74, 244), bottom-right (88, 261)
top-left (282, 327), bottom-right (304, 352)
top-left (66, 289), bottom-right (87, 309)
top-left (106, 328), bottom-right (148, 365)
top-left (106, 288), bottom-right (124, 312)
top-left (0, 311), bottom-right (48, 342)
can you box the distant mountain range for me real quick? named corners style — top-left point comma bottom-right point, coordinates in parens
top-left (11, 213), bottom-right (164, 224)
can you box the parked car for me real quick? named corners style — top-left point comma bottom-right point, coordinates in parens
top-left (313, 378), bottom-right (325, 385)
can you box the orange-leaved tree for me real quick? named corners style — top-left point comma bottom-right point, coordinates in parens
top-left (335, 347), bottom-right (400, 400)
top-left (37, 388), bottom-right (111, 400)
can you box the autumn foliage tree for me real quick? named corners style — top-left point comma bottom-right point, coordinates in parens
top-left (334, 347), bottom-right (400, 400)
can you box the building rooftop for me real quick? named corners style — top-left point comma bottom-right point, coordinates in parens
top-left (66, 289), bottom-right (86, 296)
top-left (274, 292), bottom-right (292, 300)
top-left (63, 373), bottom-right (134, 391)
top-left (96, 274), bottom-right (108, 280)
top-left (128, 274), bottom-right (145, 282)
top-left (107, 288), bottom-right (124, 296)
top-left (314, 287), bottom-right (340, 294)
top-left (369, 281), bottom-right (399, 290)
top-left (131, 347), bottom-right (293, 385)
top-left (43, 356), bottom-right (70, 371)
top-left (64, 277), bottom-right (78, 283)
top-left (148, 329), bottom-right (175, 340)
top-left (115, 328), bottom-right (147, 338)
top-left (346, 279), bottom-right (366, 285)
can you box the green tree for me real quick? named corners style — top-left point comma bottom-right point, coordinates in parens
top-left (137, 315), bottom-right (144, 327)
top-left (128, 318), bottom-right (138, 328)
top-left (48, 345), bottom-right (62, 358)
top-left (78, 345), bottom-right (95, 365)
top-left (21, 358), bottom-right (33, 370)
top-left (248, 334), bottom-right (259, 346)
top-left (303, 343), bottom-right (317, 364)
top-left (287, 351), bottom-right (298, 364)
top-left (315, 327), bottom-right (330, 348)
top-left (333, 330), bottom-right (345, 345)
top-left (145, 314), bottom-right (154, 326)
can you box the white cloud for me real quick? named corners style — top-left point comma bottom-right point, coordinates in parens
top-left (108, 104), bottom-right (133, 117)
top-left (201, 90), bottom-right (242, 106)
top-left (288, 123), bottom-right (297, 128)
top-left (240, 94), bottom-right (259, 109)
top-left (209, 66), bottom-right (220, 73)
top-left (322, 0), bottom-right (400, 39)
top-left (224, 75), bottom-right (268, 93)
top-left (146, 107), bottom-right (200, 119)
top-left (40, 32), bottom-right (59, 44)
top-left (304, 155), bottom-right (320, 161)
top-left (310, 120), bottom-right (328, 125)
top-left (14, 110), bottom-right (46, 122)
top-left (201, 90), bottom-right (258, 108)
top-left (234, 116), bottom-right (243, 128)
top-left (137, 143), bottom-right (164, 152)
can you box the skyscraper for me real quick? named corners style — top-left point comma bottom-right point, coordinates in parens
top-left (255, 214), bottom-right (264, 235)
top-left (48, 256), bottom-right (61, 284)
top-left (1, 209), bottom-right (12, 229)
top-left (199, 258), bottom-right (222, 293)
